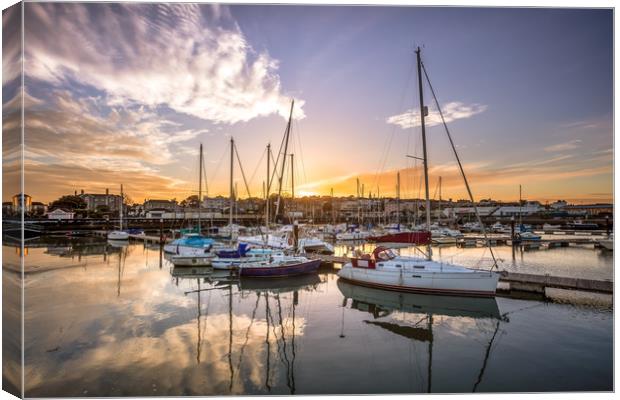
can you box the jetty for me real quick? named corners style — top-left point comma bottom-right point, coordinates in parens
top-left (92, 230), bottom-right (171, 244)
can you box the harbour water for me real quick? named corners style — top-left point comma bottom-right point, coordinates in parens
top-left (5, 237), bottom-right (613, 396)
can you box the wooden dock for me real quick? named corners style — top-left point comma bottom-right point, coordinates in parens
top-left (498, 271), bottom-right (613, 294)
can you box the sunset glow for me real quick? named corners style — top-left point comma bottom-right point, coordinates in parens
top-left (3, 4), bottom-right (612, 204)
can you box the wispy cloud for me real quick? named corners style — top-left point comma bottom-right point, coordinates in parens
top-left (543, 139), bottom-right (582, 152)
top-left (386, 102), bottom-right (487, 129)
top-left (24, 3), bottom-right (305, 124)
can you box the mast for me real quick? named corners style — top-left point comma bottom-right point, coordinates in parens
top-left (416, 46), bottom-right (432, 260)
top-left (119, 184), bottom-right (123, 230)
top-left (356, 178), bottom-right (361, 225)
top-left (229, 137), bottom-right (234, 244)
top-left (331, 187), bottom-right (335, 225)
top-left (198, 143), bottom-right (203, 233)
top-left (266, 143), bottom-right (270, 232)
top-left (275, 100), bottom-right (294, 221)
top-left (290, 153), bottom-right (294, 222)
top-left (290, 154), bottom-right (294, 200)
top-left (398, 173), bottom-right (402, 227)
top-left (438, 176), bottom-right (442, 225)
top-left (519, 184), bottom-right (522, 227)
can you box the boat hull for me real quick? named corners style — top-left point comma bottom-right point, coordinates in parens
top-left (368, 231), bottom-right (431, 245)
top-left (107, 231), bottom-right (129, 240)
top-left (239, 259), bottom-right (321, 278)
top-left (164, 244), bottom-right (212, 256)
top-left (337, 265), bottom-right (499, 297)
top-left (170, 254), bottom-right (214, 266)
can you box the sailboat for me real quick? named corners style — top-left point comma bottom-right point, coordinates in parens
top-left (107, 184), bottom-right (129, 240)
top-left (515, 185), bottom-right (541, 241)
top-left (237, 100), bottom-right (334, 255)
top-left (338, 47), bottom-right (500, 297)
top-left (238, 100), bottom-right (321, 278)
top-left (166, 143), bottom-right (216, 261)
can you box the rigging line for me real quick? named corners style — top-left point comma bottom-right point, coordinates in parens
top-left (293, 119), bottom-right (308, 185)
top-left (472, 319), bottom-right (501, 392)
top-left (267, 147), bottom-right (278, 193)
top-left (208, 145), bottom-right (229, 188)
top-left (270, 119), bottom-right (290, 190)
top-left (248, 146), bottom-right (267, 189)
top-left (421, 61), bottom-right (498, 270)
top-left (233, 141), bottom-right (252, 198)
top-left (373, 57), bottom-right (416, 190)
top-left (202, 154), bottom-right (209, 198)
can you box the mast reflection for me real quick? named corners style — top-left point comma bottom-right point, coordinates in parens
top-left (337, 279), bottom-right (506, 392)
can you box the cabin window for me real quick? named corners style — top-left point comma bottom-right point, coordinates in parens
top-left (412, 275), bottom-right (422, 278)
top-left (414, 265), bottom-right (425, 269)
top-left (378, 263), bottom-right (384, 267)
top-left (395, 264), bottom-right (402, 268)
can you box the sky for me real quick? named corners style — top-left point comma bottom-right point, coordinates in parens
top-left (2, 3), bottom-right (613, 204)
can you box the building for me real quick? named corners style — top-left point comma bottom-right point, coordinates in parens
top-left (563, 204), bottom-right (613, 217)
top-left (79, 188), bottom-right (121, 211)
top-left (31, 202), bottom-right (47, 215)
top-left (203, 196), bottom-right (229, 213)
top-left (2, 202), bottom-right (13, 214)
top-left (12, 193), bottom-right (32, 213)
top-left (144, 199), bottom-right (178, 211)
top-left (47, 208), bottom-right (75, 220)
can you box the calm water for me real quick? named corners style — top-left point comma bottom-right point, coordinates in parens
top-left (6, 237), bottom-right (613, 396)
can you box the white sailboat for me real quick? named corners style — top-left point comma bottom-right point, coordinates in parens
top-left (338, 47), bottom-right (499, 297)
top-left (169, 143), bottom-right (215, 264)
top-left (239, 102), bottom-right (334, 255)
top-left (107, 184), bottom-right (129, 240)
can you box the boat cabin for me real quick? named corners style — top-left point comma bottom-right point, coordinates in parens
top-left (350, 246), bottom-right (397, 269)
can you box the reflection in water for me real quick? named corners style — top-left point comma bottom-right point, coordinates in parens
top-left (168, 268), bottom-right (322, 395)
top-left (338, 280), bottom-right (504, 393)
top-left (16, 240), bottom-right (613, 396)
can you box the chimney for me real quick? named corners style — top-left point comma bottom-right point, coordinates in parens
top-left (106, 188), bottom-right (109, 195)
top-left (74, 190), bottom-right (77, 196)
top-left (80, 189), bottom-right (84, 195)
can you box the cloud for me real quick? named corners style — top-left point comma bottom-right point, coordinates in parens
top-left (543, 139), bottom-right (582, 152)
top-left (2, 5), bottom-right (22, 86)
top-left (24, 3), bottom-right (305, 124)
top-left (386, 102), bottom-right (487, 129)
top-left (14, 90), bottom-right (212, 201)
